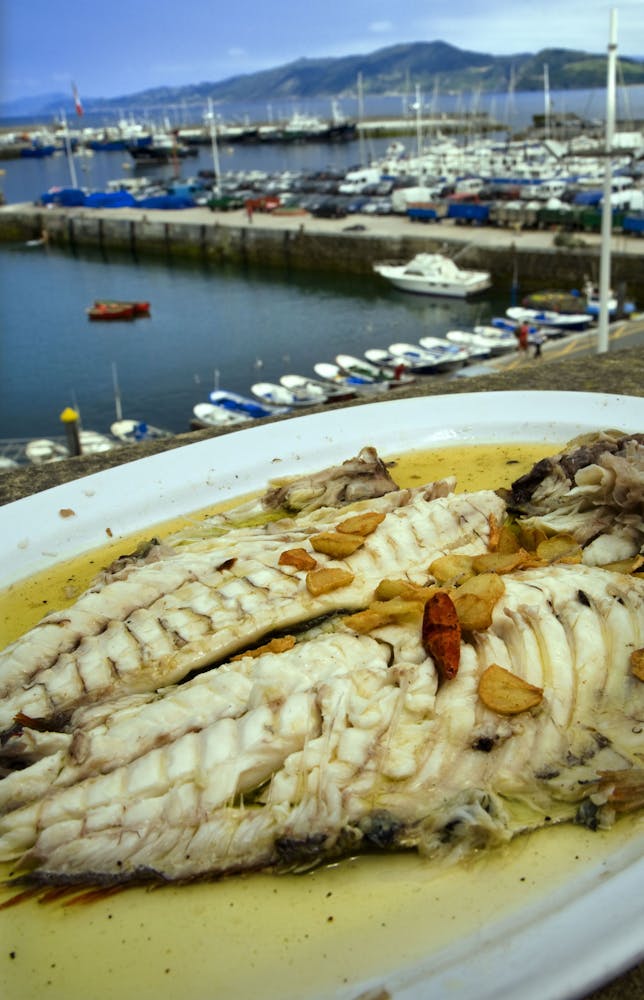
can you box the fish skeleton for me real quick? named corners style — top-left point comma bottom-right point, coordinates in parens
top-left (0, 564), bottom-right (642, 883)
top-left (0, 475), bottom-right (501, 733)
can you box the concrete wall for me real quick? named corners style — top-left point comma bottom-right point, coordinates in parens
top-left (1, 204), bottom-right (642, 292)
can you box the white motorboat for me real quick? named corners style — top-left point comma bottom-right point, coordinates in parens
top-left (373, 253), bottom-right (492, 298)
top-left (192, 402), bottom-right (252, 428)
top-left (506, 305), bottom-right (592, 332)
top-left (335, 354), bottom-right (415, 386)
top-left (251, 382), bottom-right (316, 409)
top-left (110, 419), bottom-right (173, 443)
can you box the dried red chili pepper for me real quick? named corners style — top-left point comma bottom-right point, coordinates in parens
top-left (422, 591), bottom-right (461, 681)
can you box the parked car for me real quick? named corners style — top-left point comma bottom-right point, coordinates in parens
top-left (345, 195), bottom-right (370, 214)
top-left (310, 197), bottom-right (348, 219)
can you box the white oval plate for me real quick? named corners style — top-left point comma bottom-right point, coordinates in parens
top-left (1, 390), bottom-right (643, 1000)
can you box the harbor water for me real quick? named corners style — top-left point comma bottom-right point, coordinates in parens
top-left (0, 241), bottom-right (511, 440)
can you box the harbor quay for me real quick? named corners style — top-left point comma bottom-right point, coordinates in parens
top-left (1, 200), bottom-right (643, 293)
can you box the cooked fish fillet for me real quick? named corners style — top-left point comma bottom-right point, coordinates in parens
top-left (0, 482), bottom-right (502, 731)
top-left (1, 564), bottom-right (642, 884)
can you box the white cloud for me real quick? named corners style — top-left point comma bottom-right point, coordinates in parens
top-left (227, 47), bottom-right (247, 58)
top-left (369, 21), bottom-right (393, 34)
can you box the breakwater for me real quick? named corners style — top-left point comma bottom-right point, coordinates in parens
top-left (1, 202), bottom-right (642, 292)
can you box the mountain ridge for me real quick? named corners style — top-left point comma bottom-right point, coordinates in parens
top-left (3, 40), bottom-right (644, 118)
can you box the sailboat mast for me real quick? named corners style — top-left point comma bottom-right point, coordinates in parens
top-left (357, 73), bottom-right (366, 168)
top-left (208, 97), bottom-right (221, 196)
top-left (543, 64), bottom-right (551, 139)
top-left (61, 109), bottom-right (78, 188)
top-left (597, 7), bottom-right (618, 354)
top-left (112, 362), bottom-right (123, 422)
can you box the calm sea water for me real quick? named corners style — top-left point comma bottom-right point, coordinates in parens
top-left (0, 242), bottom-right (510, 441)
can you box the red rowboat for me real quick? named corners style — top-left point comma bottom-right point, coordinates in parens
top-left (88, 300), bottom-right (150, 321)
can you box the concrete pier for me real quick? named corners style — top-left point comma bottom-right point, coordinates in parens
top-left (1, 201), bottom-right (642, 292)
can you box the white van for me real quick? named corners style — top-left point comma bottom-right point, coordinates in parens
top-left (602, 188), bottom-right (644, 211)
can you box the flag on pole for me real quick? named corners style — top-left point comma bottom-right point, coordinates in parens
top-left (72, 82), bottom-right (83, 116)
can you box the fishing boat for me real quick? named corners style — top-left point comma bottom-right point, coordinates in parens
top-left (192, 402), bottom-right (252, 428)
top-left (505, 305), bottom-right (592, 332)
top-left (209, 389), bottom-right (291, 419)
top-left (386, 342), bottom-right (453, 374)
top-left (251, 382), bottom-right (316, 409)
top-left (279, 374), bottom-right (355, 404)
top-left (110, 419), bottom-right (173, 443)
top-left (335, 354), bottom-right (415, 386)
top-left (373, 253), bottom-right (492, 298)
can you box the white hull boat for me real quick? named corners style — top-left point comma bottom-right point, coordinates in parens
top-left (193, 402), bottom-right (252, 428)
top-left (388, 342), bottom-right (458, 375)
top-left (373, 253), bottom-right (492, 298)
top-left (364, 347), bottom-right (399, 369)
top-left (335, 354), bottom-right (415, 386)
top-left (78, 430), bottom-right (117, 454)
top-left (209, 389), bottom-right (291, 419)
top-left (25, 430), bottom-right (117, 464)
top-left (506, 306), bottom-right (592, 332)
top-left (251, 382), bottom-right (317, 409)
top-left (313, 362), bottom-right (387, 394)
top-left (280, 374), bottom-right (356, 403)
top-left (111, 419), bottom-right (173, 443)
top-left (448, 328), bottom-right (515, 357)
top-left (473, 324), bottom-right (519, 347)
top-left (24, 439), bottom-right (69, 465)
top-left (417, 336), bottom-right (470, 369)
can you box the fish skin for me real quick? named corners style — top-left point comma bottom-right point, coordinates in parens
top-left (0, 483), bottom-right (501, 733)
top-left (1, 564), bottom-right (642, 884)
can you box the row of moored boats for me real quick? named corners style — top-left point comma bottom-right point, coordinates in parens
top-left (190, 304), bottom-right (596, 428)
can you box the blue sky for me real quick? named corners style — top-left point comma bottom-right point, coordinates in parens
top-left (2, 1), bottom-right (643, 103)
